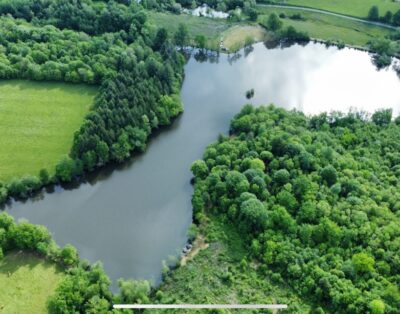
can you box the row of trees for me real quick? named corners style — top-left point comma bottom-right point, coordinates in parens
top-left (367, 5), bottom-right (400, 26)
top-left (190, 105), bottom-right (400, 313)
top-left (0, 212), bottom-right (79, 268)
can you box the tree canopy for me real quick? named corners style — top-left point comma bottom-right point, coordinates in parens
top-left (191, 105), bottom-right (400, 313)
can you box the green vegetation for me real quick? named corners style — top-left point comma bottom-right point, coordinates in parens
top-left (0, 212), bottom-right (119, 313)
top-left (0, 0), bottom-right (141, 35)
top-left (258, 6), bottom-right (393, 47)
top-left (0, 80), bottom-right (96, 182)
top-left (182, 105), bottom-right (400, 313)
top-left (222, 26), bottom-right (267, 51)
top-left (276, 0), bottom-right (400, 19)
top-left (1, 1), bottom-right (400, 312)
top-left (154, 218), bottom-right (311, 313)
top-left (0, 251), bottom-right (64, 314)
top-left (148, 11), bottom-right (232, 50)
top-left (0, 0), bottom-right (185, 205)
top-left (150, 3), bottom-right (397, 53)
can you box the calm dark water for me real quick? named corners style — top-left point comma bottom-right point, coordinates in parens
top-left (5, 43), bottom-right (400, 288)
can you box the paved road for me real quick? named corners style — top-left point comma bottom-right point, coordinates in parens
top-left (257, 4), bottom-right (399, 30)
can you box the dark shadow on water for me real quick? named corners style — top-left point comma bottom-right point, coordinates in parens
top-left (227, 52), bottom-right (242, 65)
top-left (244, 45), bottom-right (254, 58)
top-left (193, 50), bottom-right (220, 63)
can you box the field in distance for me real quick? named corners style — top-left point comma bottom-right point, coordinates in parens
top-left (274, 0), bottom-right (400, 18)
top-left (0, 251), bottom-right (64, 313)
top-left (0, 80), bottom-right (97, 182)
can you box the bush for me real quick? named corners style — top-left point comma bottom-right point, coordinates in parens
top-left (266, 13), bottom-right (282, 31)
top-left (290, 13), bottom-right (304, 21)
top-left (280, 26), bottom-right (310, 42)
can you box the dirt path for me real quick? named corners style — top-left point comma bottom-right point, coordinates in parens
top-left (180, 235), bottom-right (209, 266)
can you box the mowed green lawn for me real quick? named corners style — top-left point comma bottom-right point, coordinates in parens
top-left (280, 0), bottom-right (400, 18)
top-left (0, 80), bottom-right (97, 182)
top-left (258, 7), bottom-right (393, 46)
top-left (0, 251), bottom-right (64, 313)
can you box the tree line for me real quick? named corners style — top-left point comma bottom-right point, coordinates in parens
top-left (190, 105), bottom-right (400, 313)
top-left (367, 5), bottom-right (400, 26)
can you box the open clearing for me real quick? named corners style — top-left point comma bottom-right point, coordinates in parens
top-left (148, 11), bottom-right (232, 50)
top-left (258, 7), bottom-right (393, 46)
top-left (222, 25), bottom-right (268, 51)
top-left (278, 0), bottom-right (400, 18)
top-left (0, 80), bottom-right (97, 182)
top-left (0, 251), bottom-right (64, 313)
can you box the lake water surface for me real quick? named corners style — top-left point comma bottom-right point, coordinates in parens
top-left (5, 42), bottom-right (400, 288)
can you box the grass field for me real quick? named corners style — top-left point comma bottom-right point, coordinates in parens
top-left (148, 11), bottom-right (232, 50)
top-left (278, 0), bottom-right (400, 18)
top-left (0, 251), bottom-right (64, 313)
top-left (0, 80), bottom-right (97, 182)
top-left (258, 7), bottom-right (393, 46)
top-left (222, 25), bottom-right (268, 51)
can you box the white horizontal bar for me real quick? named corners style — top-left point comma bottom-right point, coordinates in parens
top-left (113, 304), bottom-right (287, 309)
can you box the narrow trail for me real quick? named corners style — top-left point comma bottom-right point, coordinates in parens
top-left (257, 4), bottom-right (399, 30)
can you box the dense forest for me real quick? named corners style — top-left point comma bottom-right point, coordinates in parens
top-left (186, 105), bottom-right (400, 313)
top-left (0, 0), bottom-right (185, 205)
top-left (0, 0), bottom-right (140, 35)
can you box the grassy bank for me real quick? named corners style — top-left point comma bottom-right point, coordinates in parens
top-left (148, 9), bottom-right (394, 53)
top-left (258, 6), bottom-right (393, 47)
top-left (276, 0), bottom-right (400, 19)
top-left (0, 80), bottom-right (97, 182)
top-left (0, 251), bottom-right (64, 313)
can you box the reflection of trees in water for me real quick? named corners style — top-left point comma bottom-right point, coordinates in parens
top-left (263, 39), bottom-right (308, 51)
top-left (227, 52), bottom-right (242, 64)
top-left (244, 45), bottom-right (254, 58)
top-left (193, 50), bottom-right (219, 63)
top-left (391, 59), bottom-right (400, 79)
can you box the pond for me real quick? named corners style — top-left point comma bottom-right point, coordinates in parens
top-left (5, 42), bottom-right (400, 289)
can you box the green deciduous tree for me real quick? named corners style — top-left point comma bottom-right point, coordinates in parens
top-left (352, 252), bottom-right (375, 274)
top-left (267, 13), bottom-right (282, 31)
top-left (174, 23), bottom-right (189, 48)
top-left (368, 6), bottom-right (379, 21)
